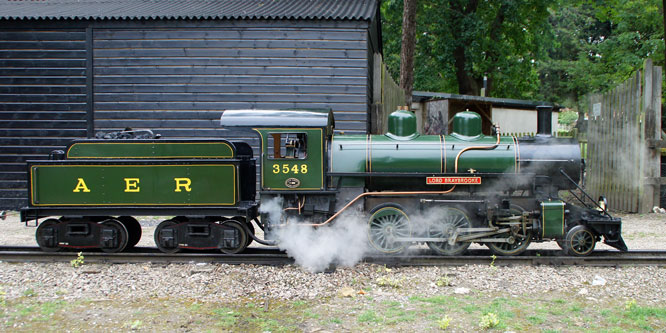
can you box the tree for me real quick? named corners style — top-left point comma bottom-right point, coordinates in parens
top-left (382, 0), bottom-right (552, 98)
top-left (400, 0), bottom-right (418, 106)
top-left (539, 0), bottom-right (664, 108)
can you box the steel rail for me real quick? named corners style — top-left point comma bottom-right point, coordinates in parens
top-left (1, 247), bottom-right (666, 267)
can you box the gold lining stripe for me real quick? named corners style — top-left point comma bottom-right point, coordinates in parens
top-left (368, 134), bottom-right (372, 172)
top-left (254, 127), bottom-right (324, 189)
top-left (30, 164), bottom-right (236, 206)
top-left (330, 135), bottom-right (335, 173)
top-left (441, 135), bottom-right (447, 173)
top-left (511, 136), bottom-right (518, 173)
top-left (561, 203), bottom-right (565, 235)
top-left (541, 203), bottom-right (545, 238)
top-left (439, 135), bottom-right (443, 173)
top-left (254, 129), bottom-right (265, 188)
top-left (516, 138), bottom-right (520, 173)
top-left (67, 142), bottom-right (234, 159)
top-left (365, 135), bottom-right (369, 172)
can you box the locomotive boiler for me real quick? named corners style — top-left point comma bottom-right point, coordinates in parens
top-left (21, 108), bottom-right (626, 257)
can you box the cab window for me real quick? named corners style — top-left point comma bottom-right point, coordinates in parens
top-left (267, 132), bottom-right (307, 159)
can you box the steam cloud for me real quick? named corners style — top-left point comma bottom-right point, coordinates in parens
top-left (259, 198), bottom-right (369, 273)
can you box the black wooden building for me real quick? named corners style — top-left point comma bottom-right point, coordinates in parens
top-left (0, 0), bottom-right (382, 209)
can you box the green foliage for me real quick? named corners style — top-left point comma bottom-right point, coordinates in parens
top-left (436, 274), bottom-right (451, 287)
top-left (437, 315), bottom-right (451, 330)
top-left (539, 0), bottom-right (664, 108)
top-left (70, 252), bottom-right (84, 268)
top-left (382, 0), bottom-right (665, 108)
top-left (212, 307), bottom-right (238, 327)
top-left (375, 276), bottom-right (405, 288)
top-left (22, 288), bottom-right (36, 298)
top-left (478, 312), bottom-right (500, 329)
top-left (558, 110), bottom-right (578, 125)
top-left (124, 320), bottom-right (143, 330)
top-left (358, 310), bottom-right (381, 323)
top-left (382, 0), bottom-right (552, 98)
top-left (625, 299), bottom-right (637, 311)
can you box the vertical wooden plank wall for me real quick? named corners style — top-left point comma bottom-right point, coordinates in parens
top-left (587, 60), bottom-right (662, 213)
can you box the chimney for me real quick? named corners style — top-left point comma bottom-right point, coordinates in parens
top-left (536, 105), bottom-right (553, 135)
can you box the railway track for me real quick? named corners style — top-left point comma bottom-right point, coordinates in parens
top-left (1, 246), bottom-right (666, 267)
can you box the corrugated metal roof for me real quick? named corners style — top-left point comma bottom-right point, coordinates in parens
top-left (0, 0), bottom-right (377, 21)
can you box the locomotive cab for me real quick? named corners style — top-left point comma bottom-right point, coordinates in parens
top-left (221, 109), bottom-right (337, 237)
top-left (220, 109), bottom-right (334, 192)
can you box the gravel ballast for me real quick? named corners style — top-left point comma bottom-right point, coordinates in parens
top-left (0, 212), bottom-right (664, 304)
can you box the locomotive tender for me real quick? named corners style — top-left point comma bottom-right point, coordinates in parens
top-left (21, 109), bottom-right (627, 256)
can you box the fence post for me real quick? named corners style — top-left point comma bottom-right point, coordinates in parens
top-left (640, 59), bottom-right (663, 212)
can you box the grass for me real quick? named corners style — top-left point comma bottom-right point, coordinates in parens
top-left (1, 291), bottom-right (665, 331)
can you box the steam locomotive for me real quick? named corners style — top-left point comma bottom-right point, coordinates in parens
top-left (20, 109), bottom-right (626, 256)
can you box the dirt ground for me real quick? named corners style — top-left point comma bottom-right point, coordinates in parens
top-left (0, 211), bottom-right (665, 332)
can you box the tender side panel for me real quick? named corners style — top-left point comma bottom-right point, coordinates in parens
top-left (30, 163), bottom-right (238, 206)
top-left (66, 141), bottom-right (235, 159)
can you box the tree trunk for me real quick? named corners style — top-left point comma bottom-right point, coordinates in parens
top-left (400, 0), bottom-right (418, 108)
top-left (453, 45), bottom-right (480, 95)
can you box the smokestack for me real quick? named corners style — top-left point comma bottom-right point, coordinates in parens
top-left (536, 105), bottom-right (553, 135)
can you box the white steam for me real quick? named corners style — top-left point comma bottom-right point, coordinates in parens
top-left (259, 198), bottom-right (369, 273)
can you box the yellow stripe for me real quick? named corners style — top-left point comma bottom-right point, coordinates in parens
top-left (561, 204), bottom-right (565, 235)
top-left (541, 203), bottom-right (545, 238)
top-left (441, 135), bottom-right (447, 173)
top-left (254, 129), bottom-right (266, 188)
top-left (30, 164), bottom-right (237, 206)
top-left (67, 142), bottom-right (234, 159)
top-left (512, 136), bottom-right (518, 173)
top-left (368, 134), bottom-right (372, 172)
top-left (254, 127), bottom-right (324, 189)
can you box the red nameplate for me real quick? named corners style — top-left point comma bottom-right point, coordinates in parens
top-left (426, 177), bottom-right (482, 185)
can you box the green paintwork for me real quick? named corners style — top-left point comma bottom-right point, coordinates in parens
top-left (66, 141), bottom-right (234, 159)
top-left (256, 128), bottom-right (324, 190)
top-left (330, 130), bottom-right (517, 188)
top-left (30, 163), bottom-right (237, 206)
top-left (330, 135), bottom-right (367, 187)
top-left (387, 110), bottom-right (417, 138)
top-left (541, 200), bottom-right (565, 238)
top-left (370, 134), bottom-right (442, 172)
top-left (452, 111), bottom-right (482, 137)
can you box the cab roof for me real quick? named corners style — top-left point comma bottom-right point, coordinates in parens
top-left (220, 109), bottom-right (335, 132)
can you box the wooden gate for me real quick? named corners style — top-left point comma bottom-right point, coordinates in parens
top-left (586, 59), bottom-right (662, 213)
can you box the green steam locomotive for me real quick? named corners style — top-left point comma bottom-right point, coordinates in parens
top-left (21, 109), bottom-right (626, 256)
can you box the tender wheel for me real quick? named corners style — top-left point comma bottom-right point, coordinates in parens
top-left (35, 218), bottom-right (62, 252)
top-left (219, 219), bottom-right (248, 254)
top-left (118, 216), bottom-right (142, 249)
top-left (245, 220), bottom-right (255, 247)
top-left (427, 207), bottom-right (471, 256)
top-left (154, 220), bottom-right (181, 253)
top-left (487, 205), bottom-right (532, 256)
top-left (367, 204), bottom-right (411, 253)
top-left (232, 216), bottom-right (254, 247)
top-left (564, 225), bottom-right (596, 256)
top-left (99, 219), bottom-right (129, 253)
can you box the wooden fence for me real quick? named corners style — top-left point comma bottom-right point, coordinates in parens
top-left (586, 59), bottom-right (662, 213)
top-left (371, 53), bottom-right (406, 134)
